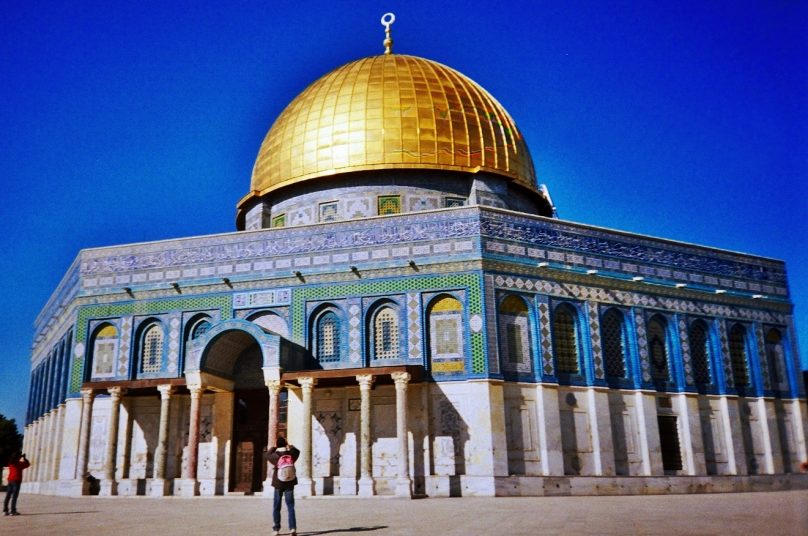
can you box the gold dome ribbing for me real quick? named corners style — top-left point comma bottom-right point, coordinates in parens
top-left (243, 54), bottom-right (537, 206)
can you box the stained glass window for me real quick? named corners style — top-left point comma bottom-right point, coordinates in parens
top-left (319, 202), bottom-right (339, 222)
top-left (271, 213), bottom-right (286, 228)
top-left (602, 308), bottom-right (626, 378)
top-left (552, 305), bottom-right (579, 374)
top-left (689, 320), bottom-right (711, 385)
top-left (373, 307), bottom-right (399, 359)
top-left (444, 197), bottom-right (466, 208)
top-left (317, 311), bottom-right (340, 362)
top-left (647, 316), bottom-right (669, 382)
top-left (729, 324), bottom-right (749, 387)
top-left (378, 195), bottom-right (401, 215)
top-left (141, 323), bottom-right (164, 373)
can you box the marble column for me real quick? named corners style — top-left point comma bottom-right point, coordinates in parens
top-left (263, 379), bottom-right (282, 496)
top-left (100, 386), bottom-right (125, 496)
top-left (179, 385), bottom-right (203, 496)
top-left (297, 377), bottom-right (316, 496)
top-left (392, 371), bottom-right (412, 497)
top-left (75, 388), bottom-right (96, 494)
top-left (151, 384), bottom-right (174, 495)
top-left (356, 374), bottom-right (375, 497)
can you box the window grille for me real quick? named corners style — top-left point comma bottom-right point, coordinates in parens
top-left (765, 329), bottom-right (787, 391)
top-left (729, 324), bottom-right (749, 387)
top-left (141, 324), bottom-right (164, 373)
top-left (317, 311), bottom-right (341, 362)
top-left (319, 202), bottom-right (338, 222)
top-left (374, 307), bottom-right (399, 359)
top-left (271, 213), bottom-right (286, 228)
top-left (689, 321), bottom-right (711, 385)
top-left (601, 308), bottom-right (626, 378)
top-left (378, 195), bottom-right (401, 215)
top-left (552, 306), bottom-right (579, 374)
top-left (647, 316), bottom-right (669, 382)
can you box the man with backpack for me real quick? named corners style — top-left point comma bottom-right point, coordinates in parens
top-left (267, 437), bottom-right (300, 536)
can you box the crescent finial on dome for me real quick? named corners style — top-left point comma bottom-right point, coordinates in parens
top-left (381, 13), bottom-right (395, 54)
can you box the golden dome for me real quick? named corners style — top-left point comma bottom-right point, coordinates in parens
top-left (242, 54), bottom-right (537, 207)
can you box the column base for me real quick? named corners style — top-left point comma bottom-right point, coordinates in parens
top-left (175, 478), bottom-right (200, 497)
top-left (148, 478), bottom-right (172, 496)
top-left (395, 477), bottom-right (412, 498)
top-left (99, 479), bottom-right (118, 496)
top-left (117, 478), bottom-right (144, 496)
top-left (358, 476), bottom-right (375, 497)
top-left (296, 478), bottom-right (315, 497)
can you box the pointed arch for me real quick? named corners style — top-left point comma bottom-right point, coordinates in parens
top-left (601, 307), bottom-right (627, 380)
top-left (90, 322), bottom-right (118, 379)
top-left (497, 294), bottom-right (533, 376)
top-left (138, 320), bottom-right (165, 375)
top-left (370, 303), bottom-right (400, 361)
top-left (552, 303), bottom-right (580, 375)
top-left (728, 323), bottom-right (750, 388)
top-left (689, 319), bottom-right (712, 388)
top-left (765, 328), bottom-right (788, 395)
top-left (426, 294), bottom-right (465, 373)
top-left (647, 314), bottom-right (670, 385)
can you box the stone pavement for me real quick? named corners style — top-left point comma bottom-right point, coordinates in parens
top-left (2, 490), bottom-right (807, 535)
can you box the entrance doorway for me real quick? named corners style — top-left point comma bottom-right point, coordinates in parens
top-left (229, 344), bottom-right (268, 493)
top-left (657, 415), bottom-right (683, 473)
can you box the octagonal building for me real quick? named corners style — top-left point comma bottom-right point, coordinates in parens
top-left (22, 27), bottom-right (807, 499)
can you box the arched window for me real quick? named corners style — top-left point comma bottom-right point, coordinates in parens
top-left (765, 328), bottom-right (787, 393)
top-left (728, 324), bottom-right (749, 387)
top-left (601, 308), bottom-right (626, 379)
top-left (498, 294), bottom-right (532, 373)
top-left (552, 304), bottom-right (579, 374)
top-left (689, 320), bottom-right (711, 386)
top-left (92, 324), bottom-right (118, 377)
top-left (140, 323), bottom-right (164, 374)
top-left (647, 315), bottom-right (669, 383)
top-left (427, 296), bottom-right (464, 373)
top-left (316, 310), bottom-right (341, 363)
top-left (189, 318), bottom-right (211, 341)
top-left (372, 306), bottom-right (399, 360)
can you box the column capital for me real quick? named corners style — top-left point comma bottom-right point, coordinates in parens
top-left (391, 371), bottom-right (411, 387)
top-left (356, 374), bottom-right (375, 389)
top-left (107, 386), bottom-right (127, 399)
top-left (80, 388), bottom-right (96, 401)
top-left (298, 377), bottom-right (317, 390)
top-left (157, 384), bottom-right (174, 398)
top-left (188, 385), bottom-right (204, 398)
top-left (265, 379), bottom-right (283, 395)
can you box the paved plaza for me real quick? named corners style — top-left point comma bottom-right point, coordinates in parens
top-left (2, 490), bottom-right (806, 535)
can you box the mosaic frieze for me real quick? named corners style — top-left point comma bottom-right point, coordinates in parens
top-left (492, 274), bottom-right (788, 325)
top-left (479, 211), bottom-right (786, 285)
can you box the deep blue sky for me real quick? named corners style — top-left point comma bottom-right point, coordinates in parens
top-left (1, 1), bottom-right (806, 430)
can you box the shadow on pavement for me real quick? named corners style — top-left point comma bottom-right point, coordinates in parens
top-left (14, 511), bottom-right (100, 516)
top-left (297, 526), bottom-right (388, 535)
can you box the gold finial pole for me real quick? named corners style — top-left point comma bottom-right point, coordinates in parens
top-left (381, 13), bottom-right (395, 55)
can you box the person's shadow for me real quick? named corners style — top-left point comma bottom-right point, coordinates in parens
top-left (295, 527), bottom-right (387, 535)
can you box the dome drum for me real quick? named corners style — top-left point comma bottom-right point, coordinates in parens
top-left (237, 169), bottom-right (552, 230)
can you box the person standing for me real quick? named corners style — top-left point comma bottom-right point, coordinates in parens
top-left (4, 452), bottom-right (30, 516)
top-left (267, 437), bottom-right (300, 536)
